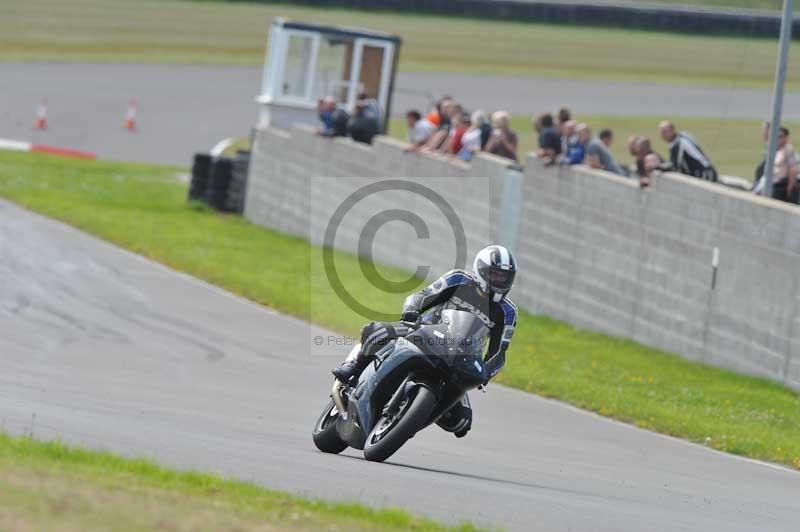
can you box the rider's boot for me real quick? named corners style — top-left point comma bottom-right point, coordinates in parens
top-left (332, 355), bottom-right (368, 384)
top-left (332, 343), bottom-right (368, 384)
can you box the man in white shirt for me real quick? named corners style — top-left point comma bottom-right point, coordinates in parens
top-left (753, 126), bottom-right (798, 203)
top-left (405, 110), bottom-right (436, 152)
top-left (772, 127), bottom-right (798, 203)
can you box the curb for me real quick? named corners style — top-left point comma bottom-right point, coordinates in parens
top-left (0, 138), bottom-right (96, 160)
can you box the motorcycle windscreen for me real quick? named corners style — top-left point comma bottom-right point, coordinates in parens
top-left (439, 309), bottom-right (490, 358)
top-left (437, 309), bottom-right (490, 387)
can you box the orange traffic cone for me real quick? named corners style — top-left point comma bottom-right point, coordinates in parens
top-left (124, 99), bottom-right (137, 131)
top-left (34, 100), bottom-right (48, 130)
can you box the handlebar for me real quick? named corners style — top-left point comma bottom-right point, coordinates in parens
top-left (401, 319), bottom-right (421, 329)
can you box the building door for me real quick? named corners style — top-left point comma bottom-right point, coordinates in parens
top-left (349, 39), bottom-right (394, 124)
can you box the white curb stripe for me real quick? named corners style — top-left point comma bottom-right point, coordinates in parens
top-left (0, 138), bottom-right (32, 152)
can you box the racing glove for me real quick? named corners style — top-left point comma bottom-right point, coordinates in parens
top-left (401, 307), bottom-right (420, 324)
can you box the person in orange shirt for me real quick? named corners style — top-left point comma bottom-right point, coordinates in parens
top-left (426, 95), bottom-right (451, 127)
top-left (426, 109), bottom-right (441, 127)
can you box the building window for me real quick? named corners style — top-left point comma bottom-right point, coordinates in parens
top-left (313, 36), bottom-right (352, 103)
top-left (282, 34), bottom-right (314, 98)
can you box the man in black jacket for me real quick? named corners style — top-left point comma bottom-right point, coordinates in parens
top-left (659, 121), bottom-right (718, 182)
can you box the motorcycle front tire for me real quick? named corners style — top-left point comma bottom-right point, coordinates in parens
top-left (363, 385), bottom-right (437, 462)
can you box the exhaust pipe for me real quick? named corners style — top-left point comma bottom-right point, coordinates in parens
top-left (331, 380), bottom-right (347, 419)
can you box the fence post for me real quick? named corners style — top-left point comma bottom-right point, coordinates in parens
top-left (498, 164), bottom-right (524, 252)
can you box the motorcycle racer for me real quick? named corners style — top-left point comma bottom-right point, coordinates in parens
top-left (332, 244), bottom-right (518, 438)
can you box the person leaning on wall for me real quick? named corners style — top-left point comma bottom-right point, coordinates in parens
top-left (658, 120), bottom-right (718, 182)
top-left (347, 96), bottom-right (380, 144)
top-left (485, 110), bottom-right (518, 162)
top-left (752, 126), bottom-right (799, 204)
top-left (586, 128), bottom-right (627, 176)
top-left (534, 112), bottom-right (561, 165)
top-left (404, 109), bottom-right (436, 152)
top-left (629, 135), bottom-right (666, 188)
top-left (422, 99), bottom-right (458, 151)
top-left (316, 96), bottom-right (349, 137)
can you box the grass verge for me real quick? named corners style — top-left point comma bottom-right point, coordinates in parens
top-left (0, 432), bottom-right (480, 532)
top-left (2, 0), bottom-right (798, 89)
top-left (0, 150), bottom-right (798, 472)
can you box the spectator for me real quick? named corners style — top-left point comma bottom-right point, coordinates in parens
top-left (424, 100), bottom-right (459, 151)
top-left (485, 110), bottom-right (518, 161)
top-left (560, 123), bottom-right (591, 165)
top-left (632, 136), bottom-right (665, 188)
top-left (536, 112), bottom-right (561, 164)
top-left (560, 120), bottom-right (577, 158)
top-left (641, 153), bottom-right (663, 188)
top-left (357, 92), bottom-right (381, 126)
top-left (627, 135), bottom-right (644, 178)
top-left (753, 126), bottom-right (798, 203)
top-left (405, 109), bottom-right (436, 151)
top-left (317, 97), bottom-right (335, 134)
top-left (472, 110), bottom-right (492, 149)
top-left (632, 137), bottom-right (657, 176)
top-left (659, 121), bottom-right (717, 182)
top-left (426, 95), bottom-right (452, 128)
top-left (458, 113), bottom-right (483, 161)
top-left (348, 99), bottom-right (379, 144)
top-left (557, 107), bottom-right (572, 153)
top-left (600, 128), bottom-right (615, 146)
top-left (317, 96), bottom-right (349, 137)
top-left (444, 111), bottom-right (469, 155)
top-left (586, 128), bottom-right (627, 176)
top-left (627, 135), bottom-right (642, 160)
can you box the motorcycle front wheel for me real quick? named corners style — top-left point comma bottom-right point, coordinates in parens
top-left (312, 398), bottom-right (349, 454)
top-left (363, 385), bottom-right (437, 463)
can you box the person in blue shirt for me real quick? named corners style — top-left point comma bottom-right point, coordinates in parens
top-left (317, 97), bottom-right (349, 137)
top-left (561, 123), bottom-right (591, 165)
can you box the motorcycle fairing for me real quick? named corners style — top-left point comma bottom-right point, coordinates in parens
top-left (349, 338), bottom-right (437, 445)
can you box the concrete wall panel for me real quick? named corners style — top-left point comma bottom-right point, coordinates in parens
top-left (246, 126), bottom-right (800, 391)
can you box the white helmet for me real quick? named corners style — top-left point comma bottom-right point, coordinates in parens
top-left (473, 245), bottom-right (516, 302)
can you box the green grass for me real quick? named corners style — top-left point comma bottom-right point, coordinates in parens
top-left (2, 0), bottom-right (799, 89)
top-left (0, 150), bottom-right (798, 471)
top-left (0, 433), bottom-right (480, 532)
top-left (389, 115), bottom-right (800, 180)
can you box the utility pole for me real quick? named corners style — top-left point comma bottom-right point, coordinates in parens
top-left (763, 0), bottom-right (794, 198)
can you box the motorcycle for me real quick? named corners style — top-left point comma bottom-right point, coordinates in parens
top-left (312, 309), bottom-right (489, 462)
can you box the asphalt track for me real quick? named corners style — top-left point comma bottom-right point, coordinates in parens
top-left (1, 198), bottom-right (799, 532)
top-left (3, 62), bottom-right (800, 165)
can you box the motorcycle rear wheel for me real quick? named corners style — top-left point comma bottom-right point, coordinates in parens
top-left (363, 385), bottom-right (437, 463)
top-left (312, 398), bottom-right (349, 454)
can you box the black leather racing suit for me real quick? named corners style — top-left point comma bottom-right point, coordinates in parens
top-left (358, 269), bottom-right (517, 436)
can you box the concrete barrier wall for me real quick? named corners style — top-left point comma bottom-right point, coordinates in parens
top-left (515, 158), bottom-right (800, 390)
top-left (244, 125), bottom-right (516, 281)
top-left (245, 125), bottom-right (800, 391)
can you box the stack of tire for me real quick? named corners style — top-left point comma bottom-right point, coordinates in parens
top-left (188, 151), bottom-right (249, 214)
top-left (225, 150), bottom-right (250, 214)
top-left (188, 153), bottom-right (212, 202)
top-left (205, 157), bottom-right (234, 211)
